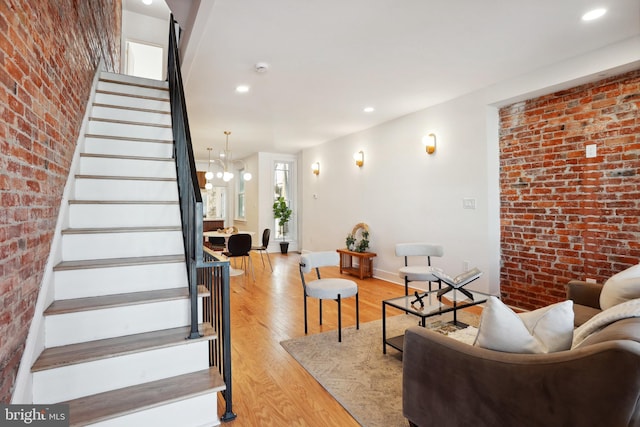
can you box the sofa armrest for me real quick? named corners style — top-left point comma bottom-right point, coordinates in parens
top-left (567, 279), bottom-right (603, 309)
top-left (402, 326), bottom-right (640, 427)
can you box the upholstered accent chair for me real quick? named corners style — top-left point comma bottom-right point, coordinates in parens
top-left (395, 243), bottom-right (444, 295)
top-left (299, 251), bottom-right (359, 342)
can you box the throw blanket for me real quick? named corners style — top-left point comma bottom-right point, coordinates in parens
top-left (572, 298), bottom-right (640, 348)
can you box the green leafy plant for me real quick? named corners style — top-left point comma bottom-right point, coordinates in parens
top-left (345, 233), bottom-right (356, 250)
top-left (356, 230), bottom-right (369, 253)
top-left (272, 196), bottom-right (293, 241)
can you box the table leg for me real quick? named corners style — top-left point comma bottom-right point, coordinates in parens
top-left (382, 302), bottom-right (387, 354)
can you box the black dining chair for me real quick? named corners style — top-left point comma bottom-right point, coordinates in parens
top-left (208, 236), bottom-right (226, 251)
top-left (251, 228), bottom-right (273, 271)
top-left (223, 233), bottom-right (254, 280)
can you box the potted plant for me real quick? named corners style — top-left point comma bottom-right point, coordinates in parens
top-left (272, 196), bottom-right (293, 254)
top-left (345, 233), bottom-right (356, 251)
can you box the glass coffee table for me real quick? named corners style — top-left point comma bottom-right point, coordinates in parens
top-left (382, 288), bottom-right (492, 354)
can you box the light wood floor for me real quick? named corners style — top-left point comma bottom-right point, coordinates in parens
top-left (216, 252), bottom-right (479, 426)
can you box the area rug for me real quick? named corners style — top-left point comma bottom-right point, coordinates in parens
top-left (280, 311), bottom-right (479, 427)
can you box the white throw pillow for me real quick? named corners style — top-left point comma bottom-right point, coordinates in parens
top-left (473, 297), bottom-right (574, 353)
top-left (600, 263), bottom-right (640, 310)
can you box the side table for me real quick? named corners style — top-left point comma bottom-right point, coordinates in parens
top-left (336, 249), bottom-right (376, 279)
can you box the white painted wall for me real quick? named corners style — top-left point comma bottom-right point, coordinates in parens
top-left (300, 92), bottom-right (500, 294)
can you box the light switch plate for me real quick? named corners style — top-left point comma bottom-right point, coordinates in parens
top-left (586, 144), bottom-right (597, 158)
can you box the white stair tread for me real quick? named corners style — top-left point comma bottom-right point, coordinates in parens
top-left (44, 287), bottom-right (208, 316)
top-left (85, 133), bottom-right (173, 144)
top-left (92, 102), bottom-right (171, 115)
top-left (64, 368), bottom-right (225, 427)
top-left (89, 117), bottom-right (172, 129)
top-left (61, 226), bottom-right (181, 234)
top-left (80, 153), bottom-right (174, 162)
top-left (32, 323), bottom-right (216, 372)
top-left (53, 254), bottom-right (185, 271)
top-left (69, 200), bottom-right (178, 205)
top-left (96, 89), bottom-right (168, 102)
top-left (75, 174), bottom-right (176, 182)
top-left (99, 73), bottom-right (168, 89)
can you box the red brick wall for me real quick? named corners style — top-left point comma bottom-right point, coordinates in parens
top-left (0, 0), bottom-right (121, 403)
top-left (500, 70), bottom-right (640, 310)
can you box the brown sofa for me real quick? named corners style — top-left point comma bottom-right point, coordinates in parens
top-left (402, 281), bottom-right (640, 427)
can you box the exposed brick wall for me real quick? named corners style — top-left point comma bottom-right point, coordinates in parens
top-left (0, 0), bottom-right (121, 403)
top-left (500, 70), bottom-right (640, 310)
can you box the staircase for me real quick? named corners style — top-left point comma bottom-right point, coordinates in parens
top-left (30, 72), bottom-right (225, 426)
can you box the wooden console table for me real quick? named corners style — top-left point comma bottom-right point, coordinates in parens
top-left (337, 249), bottom-right (377, 279)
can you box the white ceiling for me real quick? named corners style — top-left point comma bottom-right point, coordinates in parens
top-left (125, 0), bottom-right (640, 161)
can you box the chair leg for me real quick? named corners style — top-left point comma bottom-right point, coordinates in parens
top-left (319, 299), bottom-right (323, 325)
top-left (265, 251), bottom-right (273, 272)
top-left (248, 253), bottom-right (255, 281)
top-left (259, 251), bottom-right (265, 267)
top-left (304, 293), bottom-right (308, 334)
top-left (404, 277), bottom-right (409, 296)
top-left (337, 294), bottom-right (342, 342)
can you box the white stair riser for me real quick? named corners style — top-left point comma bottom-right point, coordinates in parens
top-left (79, 156), bottom-right (176, 179)
top-left (74, 178), bottom-right (178, 201)
top-left (100, 72), bottom-right (168, 90)
top-left (89, 392), bottom-right (219, 427)
top-left (54, 263), bottom-right (187, 300)
top-left (94, 92), bottom-right (170, 112)
top-left (84, 138), bottom-right (173, 158)
top-left (45, 299), bottom-right (202, 347)
top-left (88, 121), bottom-right (173, 141)
top-left (33, 342), bottom-right (210, 403)
top-left (97, 81), bottom-right (169, 100)
top-left (61, 231), bottom-right (183, 260)
top-left (69, 203), bottom-right (181, 229)
top-left (91, 106), bottom-right (171, 126)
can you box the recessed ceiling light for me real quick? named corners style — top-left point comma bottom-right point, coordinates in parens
top-left (235, 85), bottom-right (250, 93)
top-left (142, 0), bottom-right (152, 5)
top-left (582, 8), bottom-right (606, 21)
top-left (363, 107), bottom-right (375, 113)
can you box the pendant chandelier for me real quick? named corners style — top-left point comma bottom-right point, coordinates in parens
top-left (209, 131), bottom-right (252, 183)
top-left (204, 147), bottom-right (213, 189)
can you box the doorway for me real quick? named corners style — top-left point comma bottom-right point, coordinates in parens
top-left (125, 40), bottom-right (164, 80)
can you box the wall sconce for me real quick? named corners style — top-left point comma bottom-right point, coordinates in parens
top-left (353, 151), bottom-right (364, 167)
top-left (311, 162), bottom-right (320, 175)
top-left (423, 133), bottom-right (437, 155)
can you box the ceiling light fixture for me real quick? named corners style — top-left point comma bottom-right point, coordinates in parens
top-left (219, 131), bottom-right (235, 182)
top-left (235, 85), bottom-right (250, 93)
top-left (205, 147), bottom-right (214, 180)
top-left (142, 0), bottom-right (152, 5)
top-left (210, 131), bottom-right (252, 182)
top-left (582, 8), bottom-right (606, 21)
top-left (363, 107), bottom-right (375, 113)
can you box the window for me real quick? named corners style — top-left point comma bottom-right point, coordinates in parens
top-left (274, 161), bottom-right (292, 240)
top-left (236, 169), bottom-right (247, 220)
